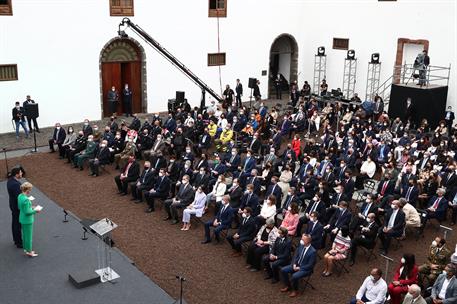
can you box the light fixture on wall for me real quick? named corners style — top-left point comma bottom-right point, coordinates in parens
top-left (371, 53), bottom-right (380, 64)
top-left (118, 30), bottom-right (128, 38)
top-left (317, 46), bottom-right (325, 56)
top-left (347, 49), bottom-right (356, 60)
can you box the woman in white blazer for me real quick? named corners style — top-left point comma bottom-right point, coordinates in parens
top-left (181, 186), bottom-right (206, 231)
top-left (206, 175), bottom-right (227, 206)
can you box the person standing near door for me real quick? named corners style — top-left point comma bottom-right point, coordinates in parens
top-left (123, 83), bottom-right (133, 117)
top-left (108, 86), bottom-right (119, 116)
top-left (23, 95), bottom-right (40, 133)
top-left (235, 79), bottom-right (243, 108)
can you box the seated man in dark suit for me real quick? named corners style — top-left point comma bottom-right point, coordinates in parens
top-left (280, 234), bottom-right (317, 298)
top-left (349, 213), bottom-right (378, 266)
top-left (202, 195), bottom-right (234, 244)
top-left (378, 200), bottom-right (406, 255)
top-left (423, 188), bottom-right (448, 226)
top-left (48, 123), bottom-right (66, 153)
top-left (238, 184), bottom-right (260, 215)
top-left (263, 227), bottom-right (291, 284)
top-left (400, 178), bottom-right (419, 207)
top-left (296, 193), bottom-right (326, 236)
top-left (304, 212), bottom-right (324, 250)
top-left (144, 168), bottom-right (171, 212)
top-left (246, 169), bottom-right (261, 195)
top-left (114, 155), bottom-right (140, 195)
top-left (192, 167), bottom-right (210, 193)
top-left (88, 140), bottom-right (111, 177)
top-left (130, 161), bottom-right (155, 203)
top-left (278, 187), bottom-right (300, 214)
top-left (227, 207), bottom-right (257, 256)
top-left (227, 178), bottom-right (243, 209)
top-left (164, 174), bottom-right (195, 224)
top-left (224, 147), bottom-right (241, 173)
top-left (349, 193), bottom-right (378, 235)
top-left (265, 176), bottom-right (283, 209)
top-left (323, 200), bottom-right (352, 246)
top-left (377, 172), bottom-right (396, 207)
top-left (425, 264), bottom-right (457, 304)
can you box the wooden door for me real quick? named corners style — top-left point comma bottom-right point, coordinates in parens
top-left (102, 62), bottom-right (122, 117)
top-left (121, 62), bottom-right (142, 114)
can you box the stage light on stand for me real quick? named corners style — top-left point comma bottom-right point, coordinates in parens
top-left (347, 49), bottom-right (356, 60)
top-left (317, 46), bottom-right (325, 56)
top-left (371, 53), bottom-right (380, 64)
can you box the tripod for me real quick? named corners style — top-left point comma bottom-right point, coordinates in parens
top-left (31, 125), bottom-right (38, 153)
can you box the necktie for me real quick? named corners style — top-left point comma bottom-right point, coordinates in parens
top-left (432, 197), bottom-right (441, 209)
top-left (381, 181), bottom-right (389, 196)
top-left (244, 158), bottom-right (249, 171)
top-left (311, 201), bottom-right (318, 212)
top-left (230, 154), bottom-right (235, 163)
top-left (243, 217), bottom-right (247, 225)
top-left (298, 246), bottom-right (308, 264)
top-left (155, 158), bottom-right (160, 168)
top-left (310, 222), bottom-right (316, 233)
top-left (363, 203), bottom-right (370, 216)
top-left (406, 187), bottom-right (413, 201)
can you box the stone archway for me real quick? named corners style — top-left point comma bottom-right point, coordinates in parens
top-left (99, 37), bottom-right (147, 117)
top-left (268, 34), bottom-right (299, 99)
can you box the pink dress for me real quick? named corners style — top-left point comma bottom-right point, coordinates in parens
top-left (280, 212), bottom-right (299, 236)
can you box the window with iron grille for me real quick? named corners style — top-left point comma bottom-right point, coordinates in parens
top-left (110, 0), bottom-right (134, 16)
top-left (0, 64), bottom-right (18, 81)
top-left (209, 0), bottom-right (227, 17)
top-left (208, 53), bottom-right (226, 66)
top-left (333, 38), bottom-right (349, 50)
top-left (0, 0), bottom-right (12, 15)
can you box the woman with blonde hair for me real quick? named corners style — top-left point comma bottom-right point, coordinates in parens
top-left (18, 182), bottom-right (41, 257)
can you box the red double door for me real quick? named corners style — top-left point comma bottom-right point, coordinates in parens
top-left (101, 61), bottom-right (142, 117)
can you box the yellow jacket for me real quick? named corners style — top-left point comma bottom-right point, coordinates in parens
top-left (219, 129), bottom-right (233, 143)
top-left (208, 124), bottom-right (217, 137)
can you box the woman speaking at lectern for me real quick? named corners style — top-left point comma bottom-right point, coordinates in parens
top-left (18, 182), bottom-right (41, 257)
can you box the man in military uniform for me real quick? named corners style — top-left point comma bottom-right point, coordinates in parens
top-left (418, 236), bottom-right (451, 288)
top-left (74, 135), bottom-right (97, 170)
top-left (114, 137), bottom-right (137, 170)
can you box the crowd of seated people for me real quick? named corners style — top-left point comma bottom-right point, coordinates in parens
top-left (46, 83), bottom-right (457, 300)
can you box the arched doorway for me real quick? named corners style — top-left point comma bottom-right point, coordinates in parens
top-left (268, 34), bottom-right (299, 99)
top-left (99, 37), bottom-right (147, 117)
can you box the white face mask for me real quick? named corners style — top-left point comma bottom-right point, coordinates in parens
top-left (182, 180), bottom-right (188, 184)
top-left (432, 241), bottom-right (438, 247)
top-left (366, 218), bottom-right (372, 223)
top-left (299, 240), bottom-right (305, 246)
top-left (159, 172), bottom-right (163, 177)
top-left (391, 204), bottom-right (397, 210)
top-left (287, 206), bottom-right (291, 211)
top-left (401, 257), bottom-right (405, 264)
top-left (186, 149), bottom-right (191, 153)
top-left (335, 189), bottom-right (341, 194)
top-left (231, 151), bottom-right (236, 155)
top-left (101, 144), bottom-right (106, 148)
top-left (241, 213), bottom-right (247, 218)
top-left (56, 126), bottom-right (61, 130)
top-left (313, 197), bottom-right (318, 202)
top-left (87, 138), bottom-right (93, 142)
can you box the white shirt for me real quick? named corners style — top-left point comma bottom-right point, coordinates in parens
top-left (438, 277), bottom-right (451, 299)
top-left (387, 209), bottom-right (398, 229)
top-left (361, 160), bottom-right (376, 178)
top-left (356, 276), bottom-right (387, 304)
top-left (260, 203), bottom-right (277, 219)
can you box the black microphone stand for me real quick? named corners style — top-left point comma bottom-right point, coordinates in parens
top-left (173, 276), bottom-right (186, 304)
top-left (31, 125), bottom-right (38, 153)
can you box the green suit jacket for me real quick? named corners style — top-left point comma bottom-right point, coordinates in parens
top-left (18, 193), bottom-right (36, 224)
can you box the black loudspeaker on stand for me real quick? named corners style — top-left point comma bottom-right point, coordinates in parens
top-left (24, 103), bottom-right (39, 153)
top-left (248, 78), bottom-right (256, 89)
